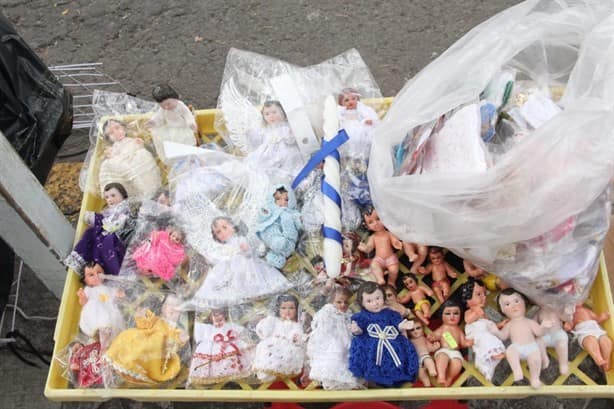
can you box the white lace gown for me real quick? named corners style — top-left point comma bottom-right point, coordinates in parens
top-left (79, 284), bottom-right (124, 339)
top-left (252, 316), bottom-right (305, 381)
top-left (149, 101), bottom-right (197, 160)
top-left (306, 304), bottom-right (362, 390)
top-left (465, 318), bottom-right (505, 381)
top-left (338, 102), bottom-right (379, 161)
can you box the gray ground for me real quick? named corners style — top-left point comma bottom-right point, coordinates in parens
top-left (2, 0), bottom-right (614, 408)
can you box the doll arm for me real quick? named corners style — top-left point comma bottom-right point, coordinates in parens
top-left (420, 284), bottom-right (434, 298)
top-left (77, 287), bottom-right (88, 306)
top-left (397, 292), bottom-right (411, 304)
top-left (255, 316), bottom-right (275, 339)
top-left (426, 328), bottom-right (441, 342)
top-left (350, 320), bottom-right (362, 335)
top-left (597, 311), bottom-right (610, 323)
top-left (147, 108), bottom-right (164, 128)
top-left (177, 101), bottom-right (197, 131)
top-left (357, 102), bottom-right (379, 126)
top-left (460, 331), bottom-right (474, 348)
top-left (489, 322), bottom-right (509, 340)
top-left (389, 232), bottom-right (403, 250)
top-left (398, 319), bottom-right (415, 332)
top-left (421, 263), bottom-right (433, 276)
top-left (358, 236), bottom-right (375, 254)
top-left (444, 262), bottom-right (458, 279)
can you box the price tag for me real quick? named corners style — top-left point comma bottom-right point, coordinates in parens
top-left (443, 331), bottom-right (458, 349)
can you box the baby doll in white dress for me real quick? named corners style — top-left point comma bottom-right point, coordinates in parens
top-left (337, 88), bottom-right (379, 161)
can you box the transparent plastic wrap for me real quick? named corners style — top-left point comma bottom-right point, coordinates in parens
top-left (56, 334), bottom-right (105, 389)
top-left (368, 0), bottom-right (614, 314)
top-left (80, 90), bottom-right (162, 199)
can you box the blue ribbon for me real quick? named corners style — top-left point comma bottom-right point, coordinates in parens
top-left (322, 226), bottom-right (343, 244)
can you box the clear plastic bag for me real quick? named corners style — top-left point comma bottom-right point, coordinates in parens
top-left (368, 0), bottom-right (614, 314)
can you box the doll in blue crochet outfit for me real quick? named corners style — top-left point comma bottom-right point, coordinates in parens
top-left (349, 282), bottom-right (419, 386)
top-left (255, 185), bottom-right (303, 268)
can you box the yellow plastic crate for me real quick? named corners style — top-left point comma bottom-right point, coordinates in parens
top-left (45, 101), bottom-right (614, 402)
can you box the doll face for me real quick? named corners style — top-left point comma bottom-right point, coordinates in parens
top-left (429, 251), bottom-right (444, 265)
top-left (159, 98), bottom-right (178, 110)
top-left (169, 229), bottom-right (183, 244)
top-left (499, 292), bottom-right (526, 319)
top-left (364, 211), bottom-right (385, 232)
top-left (279, 300), bottom-right (298, 321)
top-left (332, 293), bottom-right (349, 313)
top-left (468, 283), bottom-right (487, 308)
top-left (104, 120), bottom-right (126, 143)
top-left (342, 238), bottom-right (355, 255)
top-left (362, 289), bottom-right (385, 313)
top-left (262, 105), bottom-right (284, 125)
top-left (341, 93), bottom-right (359, 110)
top-left (157, 193), bottom-right (171, 206)
top-left (384, 288), bottom-right (397, 303)
top-left (211, 311), bottom-right (226, 327)
top-left (408, 322), bottom-right (425, 339)
top-left (441, 306), bottom-right (462, 325)
top-left (104, 187), bottom-right (124, 207)
top-left (83, 264), bottom-right (104, 287)
top-left (403, 276), bottom-right (418, 291)
top-left (212, 219), bottom-right (235, 242)
top-left (274, 191), bottom-right (289, 208)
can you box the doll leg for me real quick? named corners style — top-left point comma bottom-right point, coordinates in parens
top-left (415, 310), bottom-right (429, 326)
top-left (433, 285), bottom-right (445, 305)
top-left (446, 358), bottom-right (463, 387)
top-left (370, 260), bottom-right (386, 286)
top-left (554, 339), bottom-right (569, 375)
top-left (409, 245), bottom-right (428, 274)
top-left (582, 335), bottom-right (608, 368)
top-left (424, 356), bottom-right (437, 378)
top-left (505, 347), bottom-right (523, 382)
top-left (537, 338), bottom-right (550, 370)
top-left (526, 349), bottom-right (542, 388)
top-left (441, 281), bottom-right (451, 301)
top-left (418, 367), bottom-right (431, 387)
top-left (403, 243), bottom-right (418, 262)
top-left (386, 264), bottom-right (399, 288)
top-left (434, 352), bottom-right (449, 385)
top-left (598, 335), bottom-right (612, 371)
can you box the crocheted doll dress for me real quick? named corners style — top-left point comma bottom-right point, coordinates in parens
top-left (132, 230), bottom-right (186, 281)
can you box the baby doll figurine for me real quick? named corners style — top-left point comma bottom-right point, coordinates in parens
top-left (382, 285), bottom-right (414, 320)
top-left (459, 279), bottom-right (505, 382)
top-left (564, 303), bottom-right (612, 372)
top-left (403, 242), bottom-right (428, 274)
top-left (104, 295), bottom-right (189, 385)
top-left (68, 340), bottom-right (103, 388)
top-left (489, 288), bottom-right (553, 388)
top-left (98, 118), bottom-right (161, 199)
top-left (252, 294), bottom-right (306, 382)
top-left (408, 321), bottom-right (440, 387)
top-left (188, 308), bottom-right (253, 386)
top-left (341, 232), bottom-right (362, 278)
top-left (536, 304), bottom-right (569, 375)
top-left (64, 183), bottom-right (133, 276)
top-left (191, 216), bottom-right (291, 307)
top-left (77, 262), bottom-right (124, 349)
top-left (337, 87), bottom-right (379, 161)
top-left (419, 247), bottom-right (458, 304)
top-left (358, 207), bottom-right (402, 288)
top-left (147, 83), bottom-right (197, 161)
top-left (428, 299), bottom-right (473, 387)
top-left (349, 282), bottom-right (418, 386)
top-left (307, 287), bottom-right (363, 390)
top-left (463, 259), bottom-right (508, 292)
top-left (255, 185), bottom-right (303, 268)
top-left (397, 273), bottom-right (434, 326)
top-left (132, 225), bottom-right (187, 281)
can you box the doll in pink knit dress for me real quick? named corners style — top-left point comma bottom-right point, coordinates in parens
top-left (132, 225), bottom-right (186, 281)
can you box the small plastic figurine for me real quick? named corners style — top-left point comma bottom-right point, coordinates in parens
top-left (68, 340), bottom-right (103, 388)
top-left (463, 259), bottom-right (508, 292)
top-left (307, 287), bottom-right (363, 390)
top-left (191, 216), bottom-right (291, 307)
top-left (489, 288), bottom-right (552, 388)
top-left (358, 207), bottom-right (402, 288)
top-left (255, 185), bottom-right (303, 268)
top-left (419, 247), bottom-right (458, 304)
top-left (132, 225), bottom-right (186, 281)
top-left (403, 242), bottom-right (428, 274)
top-left (459, 279), bottom-right (505, 382)
top-left (341, 232), bottom-right (362, 278)
top-left (64, 183), bottom-right (133, 276)
top-left (104, 295), bottom-right (189, 385)
top-left (564, 303), bottom-right (612, 372)
top-left (147, 84), bottom-right (198, 161)
top-left (337, 87), bottom-right (379, 161)
top-left (428, 299), bottom-right (473, 387)
top-left (397, 273), bottom-right (434, 326)
top-left (349, 282), bottom-right (418, 386)
top-left (536, 304), bottom-right (569, 375)
top-left (188, 308), bottom-right (253, 386)
top-left (252, 294), bottom-right (306, 382)
top-left (98, 118), bottom-right (161, 199)
top-left (408, 321), bottom-right (440, 387)
top-left (382, 284), bottom-right (414, 320)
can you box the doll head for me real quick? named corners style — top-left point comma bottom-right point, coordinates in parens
top-left (211, 216), bottom-right (239, 243)
top-left (82, 262), bottom-right (104, 286)
top-left (460, 278), bottom-right (487, 309)
top-left (161, 294), bottom-right (182, 322)
top-left (356, 282), bottom-right (385, 313)
top-left (382, 284), bottom-right (399, 304)
top-left (152, 84), bottom-right (180, 110)
top-left (362, 206), bottom-right (385, 233)
top-left (428, 247), bottom-right (445, 265)
top-left (103, 183), bottom-right (128, 206)
top-left (497, 288), bottom-right (529, 319)
top-left (154, 188), bottom-right (171, 206)
top-left (329, 286), bottom-right (352, 313)
top-left (167, 226), bottom-right (185, 244)
top-left (408, 321), bottom-right (426, 340)
top-left (261, 100), bottom-right (286, 126)
top-left (342, 232), bottom-right (360, 257)
top-left (102, 119), bottom-right (127, 143)
top-left (402, 273), bottom-right (419, 291)
top-left (440, 299), bottom-right (463, 326)
top-left (210, 308), bottom-right (228, 327)
top-left (275, 293), bottom-right (299, 321)
top-left (338, 87), bottom-right (361, 110)
top-left (273, 187), bottom-right (289, 208)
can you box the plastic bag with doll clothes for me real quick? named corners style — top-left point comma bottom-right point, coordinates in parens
top-left (368, 0), bottom-right (614, 316)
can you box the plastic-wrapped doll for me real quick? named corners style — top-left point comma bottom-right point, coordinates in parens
top-left (398, 273), bottom-right (434, 326)
top-left (64, 183), bottom-right (133, 276)
top-left (307, 287), bottom-right (363, 390)
top-left (77, 262), bottom-right (124, 349)
top-left (489, 288), bottom-right (552, 388)
top-left (188, 308), bottom-right (254, 386)
top-left (428, 299), bottom-right (473, 387)
top-left (419, 247), bottom-right (458, 304)
top-left (337, 88), bottom-right (379, 161)
top-left (147, 84), bottom-right (197, 161)
top-left (191, 216), bottom-right (291, 307)
top-left (463, 259), bottom-right (508, 292)
top-left (536, 304), bottom-right (569, 375)
top-left (68, 340), bottom-right (103, 388)
top-left (349, 282), bottom-right (418, 386)
top-left (357, 207), bottom-right (402, 287)
top-left (403, 242), bottom-right (428, 274)
top-left (564, 303), bottom-right (612, 372)
top-left (245, 100), bottom-right (304, 181)
top-left (132, 225), bottom-right (186, 281)
top-left (104, 295), bottom-right (189, 385)
top-left (255, 185), bottom-right (303, 268)
top-left (382, 285), bottom-right (414, 320)
top-left (252, 294), bottom-right (306, 382)
top-left (98, 118), bottom-right (161, 199)
top-left (459, 279), bottom-right (505, 382)
top-left (408, 321), bottom-right (440, 387)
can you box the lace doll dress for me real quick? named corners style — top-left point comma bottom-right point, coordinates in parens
top-left (149, 101), bottom-right (197, 160)
top-left (464, 318), bottom-right (505, 381)
top-left (307, 304), bottom-right (362, 390)
top-left (338, 101), bottom-right (379, 161)
top-left (79, 284), bottom-right (124, 339)
top-left (132, 230), bottom-right (186, 281)
top-left (252, 316), bottom-right (305, 381)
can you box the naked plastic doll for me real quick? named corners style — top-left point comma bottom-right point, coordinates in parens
top-left (459, 279), bottom-right (505, 382)
top-left (489, 288), bottom-right (553, 388)
top-left (307, 287), bottom-right (362, 390)
top-left (252, 294), bottom-right (306, 382)
top-left (408, 321), bottom-right (440, 387)
top-left (349, 282), bottom-right (418, 386)
top-left (397, 273), bottom-right (434, 326)
top-left (428, 300), bottom-right (473, 387)
top-left (255, 185), bottom-right (303, 268)
top-left (337, 87), bottom-right (379, 161)
top-left (64, 183), bottom-right (133, 276)
top-left (536, 304), bottom-right (569, 375)
top-left (132, 225), bottom-right (187, 281)
top-left (564, 303), bottom-right (612, 372)
top-left (403, 242), bottom-right (428, 274)
top-left (357, 207), bottom-right (402, 288)
top-left (147, 84), bottom-right (197, 161)
top-left (98, 118), bottom-right (161, 199)
top-left (419, 247), bottom-right (457, 304)
top-left (382, 284), bottom-right (414, 320)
